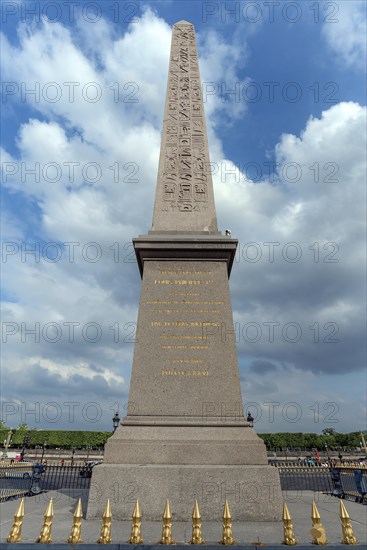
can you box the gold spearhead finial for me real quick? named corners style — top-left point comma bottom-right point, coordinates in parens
top-left (339, 501), bottom-right (358, 545)
top-left (103, 498), bottom-right (112, 518)
top-left (223, 499), bottom-right (231, 519)
top-left (37, 498), bottom-right (54, 544)
top-left (339, 500), bottom-right (349, 520)
top-left (7, 498), bottom-right (25, 543)
top-left (128, 499), bottom-right (143, 544)
top-left (191, 499), bottom-right (204, 544)
top-left (75, 498), bottom-right (83, 518)
top-left (45, 498), bottom-right (54, 517)
top-left (193, 499), bottom-right (201, 519)
top-left (310, 500), bottom-right (327, 545)
top-left (97, 499), bottom-right (112, 544)
top-left (160, 499), bottom-right (174, 544)
top-left (311, 500), bottom-right (321, 521)
top-left (282, 501), bottom-right (297, 546)
top-left (67, 498), bottom-right (83, 544)
top-left (133, 499), bottom-right (142, 519)
top-left (15, 498), bottom-right (25, 518)
top-left (283, 501), bottom-right (292, 521)
top-left (163, 499), bottom-right (172, 519)
top-left (220, 500), bottom-right (235, 545)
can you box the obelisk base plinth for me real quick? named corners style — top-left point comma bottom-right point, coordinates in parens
top-left (86, 422), bottom-right (282, 521)
top-left (86, 463), bottom-right (282, 521)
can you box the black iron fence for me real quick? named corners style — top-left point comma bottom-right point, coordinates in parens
top-left (0, 463), bottom-right (34, 501)
top-left (276, 464), bottom-right (367, 502)
top-left (1, 462), bottom-right (366, 504)
top-left (39, 465), bottom-right (91, 491)
top-left (277, 464), bottom-right (333, 492)
top-left (0, 463), bottom-right (90, 501)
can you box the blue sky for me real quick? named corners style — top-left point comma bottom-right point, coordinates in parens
top-left (1, 0), bottom-right (366, 433)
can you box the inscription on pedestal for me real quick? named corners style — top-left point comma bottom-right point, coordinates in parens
top-left (127, 259), bottom-right (243, 418)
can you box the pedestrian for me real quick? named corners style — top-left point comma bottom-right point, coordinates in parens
top-left (60, 458), bottom-right (65, 466)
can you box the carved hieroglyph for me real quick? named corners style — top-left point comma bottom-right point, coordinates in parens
top-left (152, 21), bottom-right (218, 232)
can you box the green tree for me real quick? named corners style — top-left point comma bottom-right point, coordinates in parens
top-left (322, 428), bottom-right (336, 436)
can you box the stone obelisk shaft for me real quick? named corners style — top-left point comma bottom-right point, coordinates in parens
top-left (152, 21), bottom-right (218, 233)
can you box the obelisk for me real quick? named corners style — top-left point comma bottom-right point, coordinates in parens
top-left (87, 21), bottom-right (282, 521)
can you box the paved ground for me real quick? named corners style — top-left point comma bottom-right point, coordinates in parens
top-left (0, 490), bottom-right (366, 545)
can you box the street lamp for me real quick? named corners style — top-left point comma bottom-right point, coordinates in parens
top-left (20, 433), bottom-right (30, 461)
top-left (41, 442), bottom-right (47, 463)
top-left (324, 442), bottom-right (330, 460)
top-left (1, 430), bottom-right (13, 459)
top-left (246, 411), bottom-right (254, 427)
top-left (113, 411), bottom-right (120, 433)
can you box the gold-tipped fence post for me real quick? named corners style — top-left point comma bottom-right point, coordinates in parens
top-left (160, 499), bottom-right (174, 544)
top-left (7, 497), bottom-right (25, 543)
top-left (97, 499), bottom-right (112, 544)
top-left (311, 499), bottom-right (327, 545)
top-left (220, 499), bottom-right (235, 545)
top-left (283, 501), bottom-right (297, 545)
top-left (191, 499), bottom-right (204, 544)
top-left (67, 497), bottom-right (83, 544)
top-left (129, 499), bottom-right (143, 544)
top-left (37, 498), bottom-right (54, 544)
top-left (340, 500), bottom-right (358, 545)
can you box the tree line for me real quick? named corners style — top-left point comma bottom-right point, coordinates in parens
top-left (0, 424), bottom-right (363, 451)
top-left (0, 425), bottom-right (110, 449)
top-left (259, 430), bottom-right (362, 451)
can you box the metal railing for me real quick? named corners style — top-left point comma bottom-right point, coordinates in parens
top-left (275, 463), bottom-right (367, 503)
top-left (0, 463), bottom-right (34, 501)
top-left (0, 463), bottom-right (91, 501)
top-left (277, 464), bottom-right (333, 492)
top-left (39, 464), bottom-right (91, 491)
top-left (2, 462), bottom-right (366, 504)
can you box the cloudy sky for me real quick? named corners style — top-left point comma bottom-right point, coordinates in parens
top-left (1, 0), bottom-right (366, 434)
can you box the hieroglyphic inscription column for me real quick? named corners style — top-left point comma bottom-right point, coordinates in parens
top-left (152, 21), bottom-right (218, 232)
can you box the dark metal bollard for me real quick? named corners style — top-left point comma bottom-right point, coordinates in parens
top-left (30, 463), bottom-right (44, 495)
top-left (330, 468), bottom-right (345, 498)
top-left (354, 469), bottom-right (367, 503)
